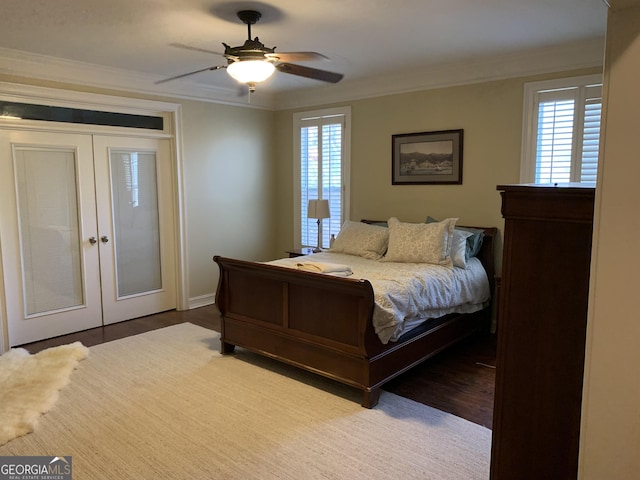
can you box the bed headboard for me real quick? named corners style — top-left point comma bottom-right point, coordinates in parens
top-left (471, 226), bottom-right (497, 291)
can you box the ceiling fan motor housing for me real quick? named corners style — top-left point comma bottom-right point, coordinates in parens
top-left (223, 38), bottom-right (277, 63)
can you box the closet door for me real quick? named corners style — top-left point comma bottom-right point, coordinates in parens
top-left (0, 132), bottom-right (177, 345)
top-left (0, 131), bottom-right (102, 345)
top-left (92, 136), bottom-right (176, 324)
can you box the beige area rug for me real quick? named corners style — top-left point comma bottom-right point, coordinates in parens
top-left (0, 323), bottom-right (491, 479)
top-left (0, 341), bottom-right (89, 446)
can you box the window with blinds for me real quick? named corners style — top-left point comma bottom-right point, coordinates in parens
top-left (294, 107), bottom-right (351, 249)
top-left (521, 75), bottom-right (602, 184)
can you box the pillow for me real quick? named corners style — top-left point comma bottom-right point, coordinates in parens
top-left (426, 216), bottom-right (485, 259)
top-left (382, 217), bottom-right (457, 266)
top-left (456, 225), bottom-right (485, 258)
top-left (329, 221), bottom-right (389, 260)
top-left (451, 229), bottom-right (474, 269)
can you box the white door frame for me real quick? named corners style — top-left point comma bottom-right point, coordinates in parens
top-left (0, 82), bottom-right (189, 353)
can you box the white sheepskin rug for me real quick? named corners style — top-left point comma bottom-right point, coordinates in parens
top-left (0, 342), bottom-right (89, 445)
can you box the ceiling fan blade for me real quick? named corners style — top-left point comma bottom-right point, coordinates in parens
top-left (276, 63), bottom-right (343, 83)
top-left (266, 52), bottom-right (328, 62)
top-left (155, 65), bottom-right (226, 84)
top-left (169, 42), bottom-right (225, 57)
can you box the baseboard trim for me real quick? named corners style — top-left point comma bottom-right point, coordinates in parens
top-left (188, 294), bottom-right (215, 310)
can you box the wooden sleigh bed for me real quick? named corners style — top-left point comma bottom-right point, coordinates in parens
top-left (213, 224), bottom-right (496, 408)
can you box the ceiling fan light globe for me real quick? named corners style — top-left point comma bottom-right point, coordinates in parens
top-left (227, 60), bottom-right (275, 84)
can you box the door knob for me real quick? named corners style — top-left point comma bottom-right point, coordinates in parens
top-left (89, 236), bottom-right (97, 245)
top-left (101, 235), bottom-right (109, 244)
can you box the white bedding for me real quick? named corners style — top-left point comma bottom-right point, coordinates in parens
top-left (267, 252), bottom-right (490, 344)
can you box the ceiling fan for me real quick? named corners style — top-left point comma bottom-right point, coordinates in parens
top-left (157, 10), bottom-right (344, 92)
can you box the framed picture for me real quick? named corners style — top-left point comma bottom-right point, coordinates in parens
top-left (392, 129), bottom-right (463, 185)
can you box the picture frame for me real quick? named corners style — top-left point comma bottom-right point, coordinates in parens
top-left (392, 129), bottom-right (463, 185)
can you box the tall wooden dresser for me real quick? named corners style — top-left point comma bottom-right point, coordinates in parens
top-left (490, 184), bottom-right (595, 480)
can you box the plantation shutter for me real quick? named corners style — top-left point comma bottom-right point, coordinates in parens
top-left (300, 125), bottom-right (319, 248)
top-left (535, 95), bottom-right (575, 183)
top-left (533, 83), bottom-right (601, 184)
top-left (300, 115), bottom-right (345, 249)
top-left (580, 85), bottom-right (602, 183)
top-left (322, 123), bottom-right (343, 247)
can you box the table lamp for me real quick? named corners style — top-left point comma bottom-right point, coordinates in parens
top-left (307, 199), bottom-right (330, 252)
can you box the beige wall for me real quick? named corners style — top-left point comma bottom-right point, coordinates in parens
top-left (273, 68), bottom-right (601, 268)
top-left (180, 99), bottom-right (276, 299)
top-left (580, 4), bottom-right (640, 479)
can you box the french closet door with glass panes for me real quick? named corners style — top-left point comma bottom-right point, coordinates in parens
top-left (0, 131), bottom-right (176, 346)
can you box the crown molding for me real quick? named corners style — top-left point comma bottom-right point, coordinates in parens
top-left (0, 47), bottom-right (277, 110)
top-left (0, 37), bottom-right (604, 112)
top-left (274, 37), bottom-right (606, 110)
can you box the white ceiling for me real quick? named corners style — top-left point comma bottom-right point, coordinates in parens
top-left (0, 0), bottom-right (609, 109)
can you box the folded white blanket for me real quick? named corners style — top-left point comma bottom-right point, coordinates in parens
top-left (295, 261), bottom-right (353, 276)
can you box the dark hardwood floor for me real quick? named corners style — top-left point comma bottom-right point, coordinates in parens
top-left (383, 332), bottom-right (496, 428)
top-left (20, 305), bottom-right (496, 428)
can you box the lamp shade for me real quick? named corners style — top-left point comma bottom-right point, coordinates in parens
top-left (227, 60), bottom-right (276, 84)
top-left (307, 199), bottom-right (330, 219)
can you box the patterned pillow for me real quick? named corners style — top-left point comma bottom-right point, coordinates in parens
top-left (426, 216), bottom-right (484, 258)
top-left (382, 217), bottom-right (457, 266)
top-left (329, 221), bottom-right (389, 260)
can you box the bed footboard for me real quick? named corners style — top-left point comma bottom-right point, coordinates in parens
top-left (213, 257), bottom-right (382, 390)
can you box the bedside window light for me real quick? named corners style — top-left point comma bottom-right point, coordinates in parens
top-left (227, 60), bottom-right (275, 89)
